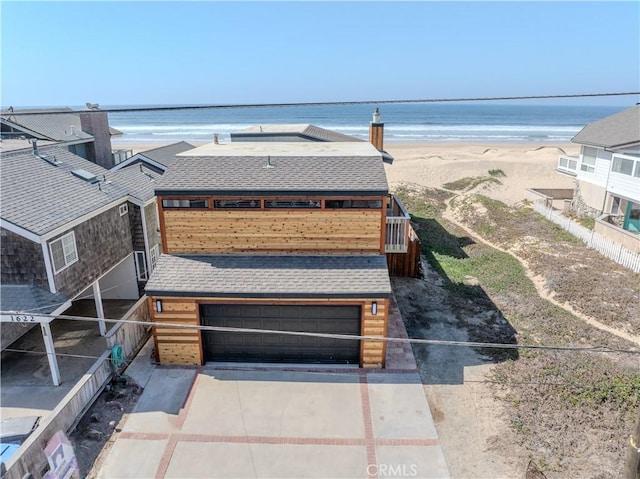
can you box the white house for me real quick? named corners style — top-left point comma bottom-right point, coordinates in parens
top-left (557, 105), bottom-right (640, 251)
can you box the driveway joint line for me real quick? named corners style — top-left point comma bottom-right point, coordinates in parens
top-left (154, 435), bottom-right (178, 479)
top-left (117, 432), bottom-right (441, 446)
top-left (359, 373), bottom-right (378, 479)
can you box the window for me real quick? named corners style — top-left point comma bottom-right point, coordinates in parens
top-left (49, 232), bottom-right (78, 274)
top-left (325, 199), bottom-right (382, 209)
top-left (214, 199), bottom-right (261, 209)
top-left (635, 162), bottom-right (640, 178)
top-left (580, 147), bottom-right (597, 173)
top-left (119, 203), bottom-right (129, 216)
top-left (134, 251), bottom-right (148, 281)
top-left (612, 157), bottom-right (635, 176)
top-left (611, 196), bottom-right (621, 215)
top-left (162, 199), bottom-right (209, 209)
top-left (264, 199), bottom-right (321, 209)
top-left (149, 245), bottom-right (159, 273)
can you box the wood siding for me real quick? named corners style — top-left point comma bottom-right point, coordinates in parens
top-left (162, 209), bottom-right (383, 254)
top-left (148, 296), bottom-right (388, 367)
top-left (361, 299), bottom-right (388, 368)
top-left (149, 297), bottom-right (202, 365)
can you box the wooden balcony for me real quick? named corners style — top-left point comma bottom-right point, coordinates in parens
top-left (385, 194), bottom-right (411, 253)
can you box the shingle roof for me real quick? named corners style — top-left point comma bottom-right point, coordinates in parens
top-left (138, 141), bottom-right (196, 165)
top-left (232, 124), bottom-right (364, 143)
top-left (105, 165), bottom-right (161, 202)
top-left (154, 155), bottom-right (389, 196)
top-left (572, 105), bottom-right (640, 149)
top-left (0, 138), bottom-right (57, 153)
top-left (0, 146), bottom-right (139, 235)
top-left (1, 109), bottom-right (122, 141)
top-left (145, 254), bottom-right (391, 298)
top-left (0, 284), bottom-right (68, 313)
top-left (302, 125), bottom-right (364, 143)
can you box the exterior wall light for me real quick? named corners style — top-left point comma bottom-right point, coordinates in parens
top-left (372, 302), bottom-right (377, 316)
top-left (155, 299), bottom-right (163, 313)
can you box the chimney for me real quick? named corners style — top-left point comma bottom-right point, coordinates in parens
top-left (79, 110), bottom-right (115, 169)
top-left (369, 107), bottom-right (384, 152)
top-left (32, 139), bottom-right (38, 155)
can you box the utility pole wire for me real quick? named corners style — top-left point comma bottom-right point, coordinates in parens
top-left (3, 311), bottom-right (638, 355)
top-left (3, 92), bottom-right (639, 115)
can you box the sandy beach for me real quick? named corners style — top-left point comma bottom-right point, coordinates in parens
top-left (113, 140), bottom-right (578, 205)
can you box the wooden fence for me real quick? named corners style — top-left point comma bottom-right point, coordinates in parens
top-left (533, 202), bottom-right (640, 273)
top-left (386, 225), bottom-right (421, 277)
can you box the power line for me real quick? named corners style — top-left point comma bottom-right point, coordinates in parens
top-left (16, 275), bottom-right (143, 314)
top-left (3, 311), bottom-right (638, 355)
top-left (3, 92), bottom-right (639, 115)
top-left (2, 347), bottom-right (637, 392)
top-left (3, 348), bottom-right (112, 362)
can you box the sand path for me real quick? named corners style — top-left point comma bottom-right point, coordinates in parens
top-left (442, 193), bottom-right (640, 347)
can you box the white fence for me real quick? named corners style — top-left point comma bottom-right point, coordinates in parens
top-left (386, 217), bottom-right (409, 253)
top-left (533, 202), bottom-right (640, 273)
top-left (385, 194), bottom-right (411, 253)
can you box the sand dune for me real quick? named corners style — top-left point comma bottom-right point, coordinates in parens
top-left (384, 142), bottom-right (578, 205)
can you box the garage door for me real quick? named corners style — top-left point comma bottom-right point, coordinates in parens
top-left (201, 304), bottom-right (361, 364)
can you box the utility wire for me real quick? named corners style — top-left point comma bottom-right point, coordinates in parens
top-left (3, 92), bottom-right (639, 115)
top-left (3, 348), bottom-right (112, 362)
top-left (2, 348), bottom-right (637, 392)
top-left (16, 275), bottom-right (143, 314)
top-left (3, 311), bottom-right (638, 355)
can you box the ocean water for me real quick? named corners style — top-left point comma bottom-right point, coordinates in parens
top-left (107, 103), bottom-right (626, 144)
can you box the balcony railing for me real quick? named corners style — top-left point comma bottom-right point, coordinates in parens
top-left (112, 148), bottom-right (133, 165)
top-left (386, 194), bottom-right (411, 253)
top-left (557, 154), bottom-right (579, 176)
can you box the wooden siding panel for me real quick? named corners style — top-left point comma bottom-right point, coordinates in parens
top-left (150, 298), bottom-right (202, 365)
top-left (163, 210), bottom-right (383, 254)
top-left (157, 343), bottom-right (200, 365)
top-left (360, 298), bottom-right (389, 368)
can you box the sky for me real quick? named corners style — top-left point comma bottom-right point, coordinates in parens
top-left (1, 1), bottom-right (639, 107)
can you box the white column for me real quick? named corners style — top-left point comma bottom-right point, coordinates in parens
top-left (93, 280), bottom-right (107, 336)
top-left (41, 322), bottom-right (61, 386)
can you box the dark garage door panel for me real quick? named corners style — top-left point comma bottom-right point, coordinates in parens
top-left (201, 304), bottom-right (361, 364)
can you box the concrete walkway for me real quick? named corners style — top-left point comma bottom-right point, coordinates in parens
top-left (97, 367), bottom-right (449, 479)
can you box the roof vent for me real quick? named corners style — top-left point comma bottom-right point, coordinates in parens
top-left (71, 168), bottom-right (99, 184)
top-left (31, 139), bottom-right (62, 166)
top-left (263, 155), bottom-right (274, 169)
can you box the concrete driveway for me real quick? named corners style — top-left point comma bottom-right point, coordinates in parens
top-left (96, 366), bottom-right (449, 479)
